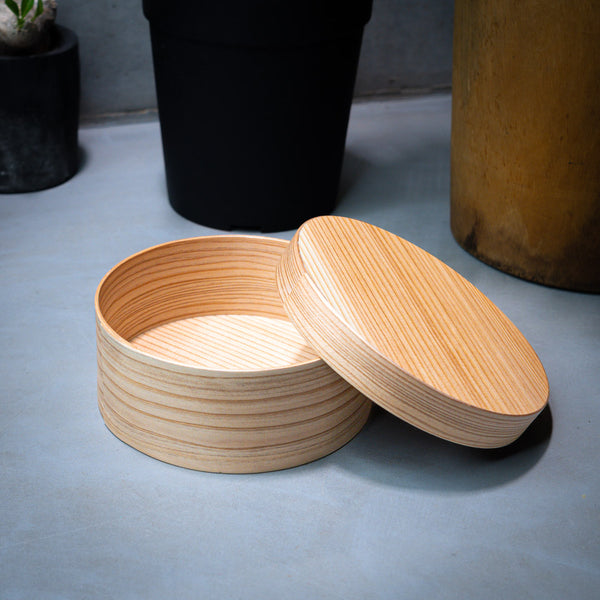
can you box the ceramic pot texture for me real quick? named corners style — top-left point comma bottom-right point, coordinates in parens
top-left (451, 1), bottom-right (600, 292)
top-left (0, 25), bottom-right (80, 193)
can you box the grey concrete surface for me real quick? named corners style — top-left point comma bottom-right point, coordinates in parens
top-left (57, 0), bottom-right (157, 118)
top-left (54, 0), bottom-right (452, 119)
top-left (1, 95), bottom-right (599, 599)
top-left (356, 0), bottom-right (453, 96)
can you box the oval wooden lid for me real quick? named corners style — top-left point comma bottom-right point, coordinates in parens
top-left (277, 216), bottom-right (549, 448)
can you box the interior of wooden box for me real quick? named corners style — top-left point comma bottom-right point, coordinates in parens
top-left (96, 236), bottom-right (318, 369)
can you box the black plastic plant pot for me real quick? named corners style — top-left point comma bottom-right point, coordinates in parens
top-left (143, 1), bottom-right (372, 231)
top-left (0, 25), bottom-right (80, 193)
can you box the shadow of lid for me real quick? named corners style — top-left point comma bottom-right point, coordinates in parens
top-left (330, 402), bottom-right (553, 493)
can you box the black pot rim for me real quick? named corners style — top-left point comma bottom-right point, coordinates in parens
top-left (0, 24), bottom-right (78, 62)
top-left (143, 0), bottom-right (372, 46)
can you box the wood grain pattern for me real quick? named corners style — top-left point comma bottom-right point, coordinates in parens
top-left (131, 314), bottom-right (317, 370)
top-left (95, 235), bottom-right (371, 473)
top-left (277, 216), bottom-right (549, 448)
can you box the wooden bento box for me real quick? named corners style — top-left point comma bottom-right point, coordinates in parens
top-left (95, 234), bottom-right (371, 473)
top-left (95, 217), bottom-right (549, 473)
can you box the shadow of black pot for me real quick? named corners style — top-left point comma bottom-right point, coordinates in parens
top-left (0, 25), bottom-right (80, 193)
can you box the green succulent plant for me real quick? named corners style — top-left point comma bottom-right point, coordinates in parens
top-left (5, 0), bottom-right (45, 30)
top-left (1, 0), bottom-right (56, 55)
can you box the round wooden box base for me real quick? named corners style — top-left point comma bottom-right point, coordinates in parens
top-left (95, 235), bottom-right (370, 473)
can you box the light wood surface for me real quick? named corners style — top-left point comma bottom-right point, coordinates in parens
top-left (130, 314), bottom-right (317, 370)
top-left (277, 216), bottom-right (549, 448)
top-left (95, 235), bottom-right (371, 473)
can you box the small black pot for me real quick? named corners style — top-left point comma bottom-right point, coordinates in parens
top-left (143, 1), bottom-right (372, 231)
top-left (0, 25), bottom-right (80, 193)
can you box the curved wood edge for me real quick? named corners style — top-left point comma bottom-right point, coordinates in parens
top-left (95, 234), bottom-right (373, 472)
top-left (277, 221), bottom-right (546, 448)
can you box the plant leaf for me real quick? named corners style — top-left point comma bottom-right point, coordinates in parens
top-left (21, 0), bottom-right (34, 18)
top-left (5, 0), bottom-right (20, 19)
top-left (33, 0), bottom-right (44, 19)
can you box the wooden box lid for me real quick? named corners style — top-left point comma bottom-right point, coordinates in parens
top-left (277, 216), bottom-right (549, 448)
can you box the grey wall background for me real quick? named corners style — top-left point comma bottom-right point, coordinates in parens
top-left (356, 0), bottom-right (453, 97)
top-left (55, 0), bottom-right (453, 120)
